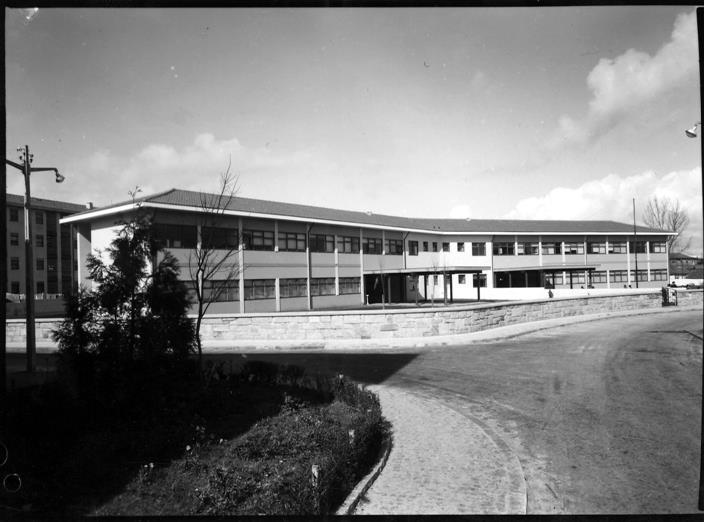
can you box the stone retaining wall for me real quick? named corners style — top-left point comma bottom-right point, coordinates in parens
top-left (8, 290), bottom-right (702, 349)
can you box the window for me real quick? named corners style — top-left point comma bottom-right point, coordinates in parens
top-left (588, 242), bottom-right (606, 254)
top-left (629, 241), bottom-right (647, 254)
top-left (442, 242), bottom-right (450, 252)
top-left (572, 273), bottom-right (586, 284)
top-left (518, 242), bottom-right (539, 255)
top-left (473, 274), bottom-right (487, 288)
top-left (35, 234), bottom-right (44, 248)
top-left (310, 277), bottom-right (335, 296)
top-left (278, 232), bottom-right (306, 252)
top-left (337, 236), bottom-right (360, 253)
top-left (10, 257), bottom-right (19, 270)
top-left (610, 270), bottom-right (628, 283)
top-left (36, 258), bottom-right (44, 271)
top-left (385, 239), bottom-right (403, 255)
top-left (10, 233), bottom-right (19, 246)
top-left (244, 279), bottom-right (275, 299)
top-left (433, 275), bottom-right (438, 285)
top-left (542, 242), bottom-right (561, 255)
top-left (493, 242), bottom-right (515, 255)
top-left (11, 282), bottom-right (20, 294)
top-left (590, 271), bottom-right (607, 284)
top-left (202, 227), bottom-right (238, 249)
top-left (432, 242), bottom-right (438, 252)
top-left (201, 279), bottom-right (239, 302)
top-left (422, 241), bottom-right (429, 252)
top-left (544, 273), bottom-right (563, 286)
top-left (280, 278), bottom-right (307, 298)
top-left (409, 240), bottom-right (419, 256)
top-left (472, 242), bottom-right (486, 256)
top-left (458, 274), bottom-right (466, 284)
top-left (339, 277), bottom-right (361, 294)
top-left (37, 281), bottom-right (45, 294)
top-left (35, 211), bottom-right (44, 225)
top-left (608, 241), bottom-right (627, 254)
top-left (9, 208), bottom-right (19, 222)
top-left (650, 241), bottom-right (666, 254)
top-left (310, 234), bottom-right (335, 253)
top-left (363, 237), bottom-right (382, 254)
top-left (457, 242), bottom-right (465, 252)
top-left (153, 223), bottom-right (197, 249)
top-left (564, 242), bottom-right (584, 255)
top-left (636, 270), bottom-right (648, 282)
top-left (242, 229), bottom-right (274, 251)
top-left (651, 269), bottom-right (667, 281)
top-left (48, 263), bottom-right (56, 273)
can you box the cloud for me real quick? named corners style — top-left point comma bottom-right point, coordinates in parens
top-left (505, 166), bottom-right (703, 254)
top-left (548, 9), bottom-right (698, 149)
top-left (449, 204), bottom-right (472, 219)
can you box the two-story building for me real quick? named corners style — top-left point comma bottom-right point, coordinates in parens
top-left (61, 188), bottom-right (675, 312)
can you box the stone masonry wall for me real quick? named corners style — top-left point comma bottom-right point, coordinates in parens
top-left (8, 290), bottom-right (702, 349)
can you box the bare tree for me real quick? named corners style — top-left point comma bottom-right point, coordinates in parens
top-left (642, 196), bottom-right (691, 253)
top-left (189, 161), bottom-right (242, 368)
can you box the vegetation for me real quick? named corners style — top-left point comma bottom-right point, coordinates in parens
top-left (643, 196), bottom-right (691, 253)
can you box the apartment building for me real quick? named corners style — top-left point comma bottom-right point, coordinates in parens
top-left (61, 188), bottom-right (674, 313)
top-left (5, 193), bottom-right (87, 298)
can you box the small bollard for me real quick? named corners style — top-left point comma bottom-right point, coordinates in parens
top-left (311, 464), bottom-right (320, 488)
top-left (348, 429), bottom-right (355, 445)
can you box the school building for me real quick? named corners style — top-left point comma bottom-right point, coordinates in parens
top-left (60, 188), bottom-right (675, 313)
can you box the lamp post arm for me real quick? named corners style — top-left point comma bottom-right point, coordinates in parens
top-left (5, 159), bottom-right (24, 171)
top-left (29, 167), bottom-right (59, 174)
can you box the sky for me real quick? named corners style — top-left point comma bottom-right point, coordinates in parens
top-left (5, 6), bottom-right (703, 255)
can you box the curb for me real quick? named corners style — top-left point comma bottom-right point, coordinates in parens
top-left (336, 426), bottom-right (394, 515)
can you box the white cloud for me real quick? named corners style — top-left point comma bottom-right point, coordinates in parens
top-left (449, 204), bottom-right (472, 218)
top-left (548, 9), bottom-right (698, 149)
top-left (505, 166), bottom-right (703, 255)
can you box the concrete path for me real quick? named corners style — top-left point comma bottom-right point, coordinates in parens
top-left (353, 385), bottom-right (527, 515)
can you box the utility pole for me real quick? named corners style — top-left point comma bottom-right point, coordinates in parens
top-left (5, 145), bottom-right (64, 373)
top-left (633, 198), bottom-right (639, 289)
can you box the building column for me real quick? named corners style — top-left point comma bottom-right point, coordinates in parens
top-left (626, 239), bottom-right (631, 286)
top-left (334, 234), bottom-right (340, 295)
top-left (359, 228), bottom-right (365, 305)
top-left (238, 217), bottom-right (245, 313)
top-left (275, 277), bottom-right (281, 312)
top-left (76, 223), bottom-right (92, 289)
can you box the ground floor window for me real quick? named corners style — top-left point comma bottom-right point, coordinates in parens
top-left (280, 278), bottom-right (307, 298)
top-left (458, 274), bottom-right (466, 284)
top-left (339, 277), bottom-right (360, 294)
top-left (10, 281), bottom-right (20, 294)
top-left (610, 270), bottom-right (628, 283)
top-left (544, 273), bottom-right (563, 286)
top-left (244, 279), bottom-right (275, 300)
top-left (311, 277), bottom-right (335, 296)
top-left (651, 269), bottom-right (667, 281)
top-left (636, 269), bottom-right (648, 282)
top-left (205, 279), bottom-right (239, 302)
top-left (472, 274), bottom-right (487, 288)
top-left (571, 272), bottom-right (586, 285)
top-left (590, 271), bottom-right (607, 284)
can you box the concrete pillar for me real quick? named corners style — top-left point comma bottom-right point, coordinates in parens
top-left (238, 217), bottom-right (245, 313)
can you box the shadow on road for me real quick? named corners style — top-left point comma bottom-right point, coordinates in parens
top-left (204, 352), bottom-right (419, 385)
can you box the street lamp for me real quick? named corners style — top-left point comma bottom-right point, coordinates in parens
top-left (5, 145), bottom-right (64, 374)
top-left (685, 121), bottom-right (700, 138)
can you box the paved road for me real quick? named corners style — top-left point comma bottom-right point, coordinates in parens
top-left (229, 311), bottom-right (702, 514)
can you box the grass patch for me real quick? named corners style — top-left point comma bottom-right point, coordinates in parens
top-left (0, 361), bottom-right (389, 516)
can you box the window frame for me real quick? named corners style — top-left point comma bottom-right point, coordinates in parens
top-left (409, 240), bottom-right (419, 256)
top-left (339, 276), bottom-right (361, 295)
top-left (278, 231), bottom-right (307, 252)
top-left (493, 242), bottom-right (515, 256)
top-left (384, 239), bottom-right (403, 255)
top-left (471, 242), bottom-right (486, 256)
top-left (564, 242), bottom-right (585, 255)
top-left (310, 233), bottom-right (335, 253)
top-left (243, 279), bottom-right (275, 300)
top-left (279, 278), bottom-right (308, 298)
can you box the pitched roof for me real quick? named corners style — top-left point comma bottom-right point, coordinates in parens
top-left (62, 187), bottom-right (673, 235)
top-left (6, 193), bottom-right (88, 214)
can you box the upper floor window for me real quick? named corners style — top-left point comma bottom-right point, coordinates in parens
top-left (242, 229), bottom-right (274, 251)
top-left (337, 235), bottom-right (360, 254)
top-left (517, 242), bottom-right (539, 255)
top-left (472, 242), bottom-right (486, 256)
top-left (385, 239), bottom-right (403, 255)
top-left (628, 241), bottom-right (647, 254)
top-left (564, 242), bottom-right (584, 255)
top-left (202, 226), bottom-right (238, 249)
top-left (35, 211), bottom-right (44, 225)
top-left (310, 234), bottom-right (335, 253)
top-left (609, 241), bottom-right (627, 254)
top-left (10, 233), bottom-right (19, 246)
top-left (650, 241), bottom-right (666, 254)
top-left (10, 257), bottom-right (20, 270)
top-left (9, 208), bottom-right (19, 222)
top-left (422, 241), bottom-right (429, 252)
top-left (153, 223), bottom-right (197, 249)
top-left (588, 242), bottom-right (606, 254)
top-left (442, 242), bottom-right (450, 252)
top-left (542, 242), bottom-right (561, 255)
top-left (409, 240), bottom-right (419, 256)
top-left (36, 258), bottom-right (44, 271)
top-left (457, 242), bottom-right (465, 252)
top-left (432, 242), bottom-right (438, 252)
top-left (362, 237), bottom-right (382, 255)
top-left (278, 231), bottom-right (306, 252)
top-left (493, 242), bottom-right (515, 256)
top-left (35, 234), bottom-right (44, 248)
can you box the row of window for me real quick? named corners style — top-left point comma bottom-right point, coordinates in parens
top-left (147, 223), bottom-right (668, 257)
top-left (8, 208), bottom-right (46, 224)
top-left (187, 277), bottom-right (362, 301)
top-left (543, 269), bottom-right (668, 285)
top-left (9, 257), bottom-right (56, 272)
